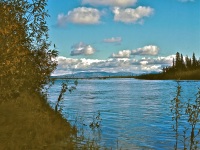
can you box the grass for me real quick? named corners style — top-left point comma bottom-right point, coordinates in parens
top-left (0, 92), bottom-right (77, 150)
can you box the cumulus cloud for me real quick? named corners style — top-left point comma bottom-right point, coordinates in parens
top-left (112, 6), bottom-right (154, 24)
top-left (52, 55), bottom-right (175, 76)
top-left (139, 55), bottom-right (175, 65)
top-left (103, 37), bottom-right (122, 43)
top-left (131, 45), bottom-right (159, 55)
top-left (70, 42), bottom-right (95, 56)
top-left (111, 45), bottom-right (159, 58)
top-left (82, 0), bottom-right (137, 7)
top-left (111, 50), bottom-right (131, 58)
top-left (57, 7), bottom-right (101, 26)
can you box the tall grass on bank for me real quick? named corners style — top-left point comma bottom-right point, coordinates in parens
top-left (0, 92), bottom-right (76, 150)
top-left (0, 89), bottom-right (108, 149)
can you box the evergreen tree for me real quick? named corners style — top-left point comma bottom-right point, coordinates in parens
top-left (180, 54), bottom-right (185, 70)
top-left (173, 58), bottom-right (175, 68)
top-left (185, 55), bottom-right (192, 69)
top-left (192, 53), bottom-right (197, 69)
top-left (198, 58), bottom-right (200, 68)
top-left (175, 52), bottom-right (181, 70)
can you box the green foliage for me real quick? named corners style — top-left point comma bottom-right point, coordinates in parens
top-left (0, 0), bottom-right (58, 101)
top-left (170, 83), bottom-right (183, 150)
top-left (72, 111), bottom-right (104, 150)
top-left (185, 89), bottom-right (200, 150)
top-left (171, 83), bottom-right (200, 150)
top-left (55, 80), bottom-right (78, 112)
top-left (89, 111), bottom-right (102, 129)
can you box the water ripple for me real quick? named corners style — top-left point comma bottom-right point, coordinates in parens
top-left (48, 79), bottom-right (200, 149)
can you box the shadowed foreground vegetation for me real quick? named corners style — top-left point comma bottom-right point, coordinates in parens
top-left (0, 92), bottom-right (76, 149)
top-left (0, 1), bottom-right (76, 148)
top-left (0, 91), bottom-right (105, 149)
top-left (0, 0), bottom-right (102, 149)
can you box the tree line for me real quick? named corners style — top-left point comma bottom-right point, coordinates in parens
top-left (163, 52), bottom-right (200, 73)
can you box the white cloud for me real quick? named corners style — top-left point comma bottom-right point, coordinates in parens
top-left (111, 45), bottom-right (159, 58)
top-left (57, 7), bottom-right (101, 26)
top-left (70, 42), bottom-right (95, 56)
top-left (52, 55), bottom-right (175, 76)
top-left (103, 37), bottom-right (122, 43)
top-left (139, 55), bottom-right (175, 65)
top-left (111, 50), bottom-right (131, 58)
top-left (140, 60), bottom-right (148, 65)
top-left (112, 6), bottom-right (154, 24)
top-left (141, 65), bottom-right (161, 72)
top-left (131, 45), bottom-right (159, 55)
top-left (82, 0), bottom-right (137, 7)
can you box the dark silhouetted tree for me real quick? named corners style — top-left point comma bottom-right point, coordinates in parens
top-left (185, 55), bottom-right (192, 69)
top-left (175, 52), bottom-right (181, 70)
top-left (173, 58), bottom-right (175, 68)
top-left (192, 53), bottom-right (197, 69)
top-left (180, 54), bottom-right (185, 70)
top-left (162, 52), bottom-right (200, 74)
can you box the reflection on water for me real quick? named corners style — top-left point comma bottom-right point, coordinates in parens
top-left (48, 79), bottom-right (200, 149)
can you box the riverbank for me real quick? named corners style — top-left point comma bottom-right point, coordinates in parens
top-left (0, 92), bottom-right (76, 149)
top-left (134, 69), bottom-right (200, 80)
top-left (51, 70), bottom-right (200, 80)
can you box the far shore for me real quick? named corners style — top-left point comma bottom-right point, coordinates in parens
top-left (51, 73), bottom-right (200, 80)
top-left (51, 75), bottom-right (136, 80)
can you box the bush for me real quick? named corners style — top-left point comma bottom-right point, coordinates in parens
top-left (0, 0), bottom-right (58, 101)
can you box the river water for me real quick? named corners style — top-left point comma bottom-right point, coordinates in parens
top-left (47, 79), bottom-right (200, 149)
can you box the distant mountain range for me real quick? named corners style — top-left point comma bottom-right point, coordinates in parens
top-left (52, 71), bottom-right (138, 79)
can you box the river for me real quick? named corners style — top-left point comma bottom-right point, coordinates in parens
top-left (48, 79), bottom-right (200, 149)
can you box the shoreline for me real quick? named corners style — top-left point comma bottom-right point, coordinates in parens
top-left (51, 75), bottom-right (200, 80)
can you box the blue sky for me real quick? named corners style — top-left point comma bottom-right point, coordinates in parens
top-left (46, 0), bottom-right (200, 75)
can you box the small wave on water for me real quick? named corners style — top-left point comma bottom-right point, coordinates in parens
top-left (48, 79), bottom-right (200, 149)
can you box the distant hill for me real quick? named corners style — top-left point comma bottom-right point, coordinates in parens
top-left (52, 71), bottom-right (137, 79)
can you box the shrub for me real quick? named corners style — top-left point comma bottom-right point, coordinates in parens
top-left (0, 0), bottom-right (58, 101)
